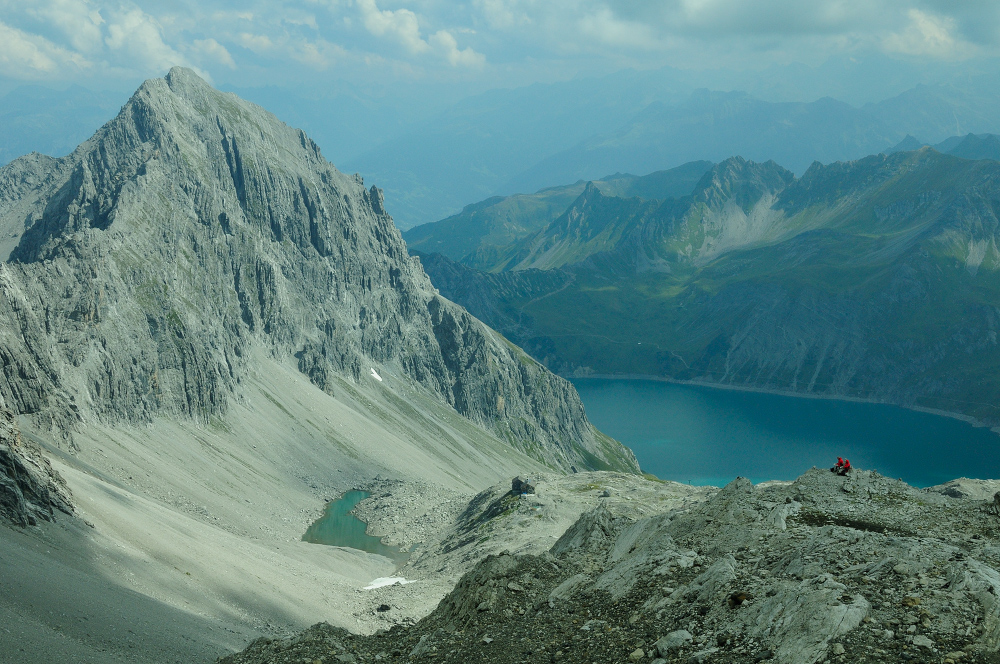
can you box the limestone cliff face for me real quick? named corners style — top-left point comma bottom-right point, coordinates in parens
top-left (0, 403), bottom-right (72, 526)
top-left (0, 68), bottom-right (637, 473)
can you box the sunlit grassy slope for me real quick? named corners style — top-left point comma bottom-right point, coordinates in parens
top-left (403, 161), bottom-right (712, 272)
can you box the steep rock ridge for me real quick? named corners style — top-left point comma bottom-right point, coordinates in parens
top-left (0, 67), bottom-right (636, 473)
top-left (411, 252), bottom-right (572, 355)
top-left (222, 467), bottom-right (1000, 664)
top-left (673, 158), bottom-right (795, 265)
top-left (509, 182), bottom-right (661, 271)
top-left (495, 157), bottom-right (794, 275)
top-left (559, 157), bottom-right (794, 275)
top-left (886, 132), bottom-right (1000, 162)
top-left (402, 161), bottom-right (713, 273)
top-left (413, 150), bottom-right (1000, 424)
top-left (0, 401), bottom-right (72, 526)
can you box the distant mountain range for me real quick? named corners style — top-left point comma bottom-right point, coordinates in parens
top-left (404, 161), bottom-right (714, 271)
top-left (341, 69), bottom-right (693, 229)
top-left (7, 67), bottom-right (1000, 231)
top-left (354, 82), bottom-right (1000, 228)
top-left (409, 145), bottom-right (1000, 425)
top-left (887, 132), bottom-right (1000, 162)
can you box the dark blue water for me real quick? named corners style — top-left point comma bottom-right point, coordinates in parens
top-left (571, 378), bottom-right (1000, 487)
top-left (302, 490), bottom-right (411, 564)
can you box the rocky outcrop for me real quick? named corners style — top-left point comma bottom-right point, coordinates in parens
top-left (0, 403), bottom-right (72, 526)
top-left (0, 68), bottom-right (637, 473)
top-left (222, 467), bottom-right (1000, 664)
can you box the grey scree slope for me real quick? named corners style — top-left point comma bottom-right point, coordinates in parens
top-left (0, 66), bottom-right (636, 474)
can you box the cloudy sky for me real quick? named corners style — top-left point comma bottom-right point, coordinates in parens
top-left (1, 0), bottom-right (998, 93)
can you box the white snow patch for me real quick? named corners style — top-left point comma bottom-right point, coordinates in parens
top-left (370, 368), bottom-right (383, 382)
top-left (364, 577), bottom-right (414, 590)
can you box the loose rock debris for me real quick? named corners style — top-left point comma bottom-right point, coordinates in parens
top-left (221, 468), bottom-right (1000, 664)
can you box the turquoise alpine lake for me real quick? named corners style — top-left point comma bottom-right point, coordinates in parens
top-left (571, 378), bottom-right (1000, 488)
top-left (302, 490), bottom-right (410, 564)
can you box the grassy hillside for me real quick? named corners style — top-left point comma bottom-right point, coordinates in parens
top-left (403, 161), bottom-right (712, 272)
top-left (414, 149), bottom-right (1000, 424)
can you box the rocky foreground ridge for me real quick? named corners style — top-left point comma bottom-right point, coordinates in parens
top-left (222, 468), bottom-right (1000, 664)
top-left (0, 67), bottom-right (635, 473)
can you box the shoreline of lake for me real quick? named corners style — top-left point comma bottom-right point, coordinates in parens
top-left (303, 490), bottom-right (413, 565)
top-left (567, 372), bottom-right (1000, 436)
top-left (569, 375), bottom-right (1000, 487)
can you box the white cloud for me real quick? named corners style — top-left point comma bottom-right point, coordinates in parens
top-left (237, 32), bottom-right (275, 53)
top-left (0, 19), bottom-right (90, 77)
top-left (25, 0), bottom-right (105, 54)
top-left (357, 0), bottom-right (430, 54)
top-left (284, 14), bottom-right (320, 30)
top-left (0, 0), bottom-right (996, 87)
top-left (292, 40), bottom-right (327, 68)
top-left (190, 38), bottom-right (236, 69)
top-left (474, 0), bottom-right (529, 29)
top-left (430, 30), bottom-right (486, 67)
top-left (355, 0), bottom-right (485, 66)
top-left (288, 37), bottom-right (349, 69)
top-left (579, 8), bottom-right (663, 50)
top-left (884, 8), bottom-right (966, 58)
top-left (211, 10), bottom-right (255, 22)
top-left (104, 8), bottom-right (192, 73)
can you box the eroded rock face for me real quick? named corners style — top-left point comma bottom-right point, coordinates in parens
top-left (0, 405), bottom-right (72, 526)
top-left (0, 67), bottom-right (636, 473)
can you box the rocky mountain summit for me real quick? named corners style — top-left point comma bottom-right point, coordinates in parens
top-left (0, 67), bottom-right (635, 473)
top-left (221, 467), bottom-right (1000, 664)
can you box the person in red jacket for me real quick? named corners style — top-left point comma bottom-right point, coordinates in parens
top-left (830, 457), bottom-right (852, 475)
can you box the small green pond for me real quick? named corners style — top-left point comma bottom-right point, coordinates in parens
top-left (302, 490), bottom-right (411, 565)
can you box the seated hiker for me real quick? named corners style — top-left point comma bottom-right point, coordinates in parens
top-left (838, 459), bottom-right (852, 476)
top-left (831, 457), bottom-right (844, 473)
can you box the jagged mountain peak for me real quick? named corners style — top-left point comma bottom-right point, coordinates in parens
top-left (138, 67), bottom-right (313, 151)
top-left (568, 180), bottom-right (606, 211)
top-left (0, 69), bottom-right (637, 473)
top-left (693, 156), bottom-right (794, 212)
top-left (508, 179), bottom-right (661, 271)
top-left (163, 65), bottom-right (213, 97)
top-left (949, 132), bottom-right (1000, 161)
top-left (886, 134), bottom-right (926, 153)
top-left (780, 147), bottom-right (972, 216)
top-left (9, 65), bottom-right (362, 266)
